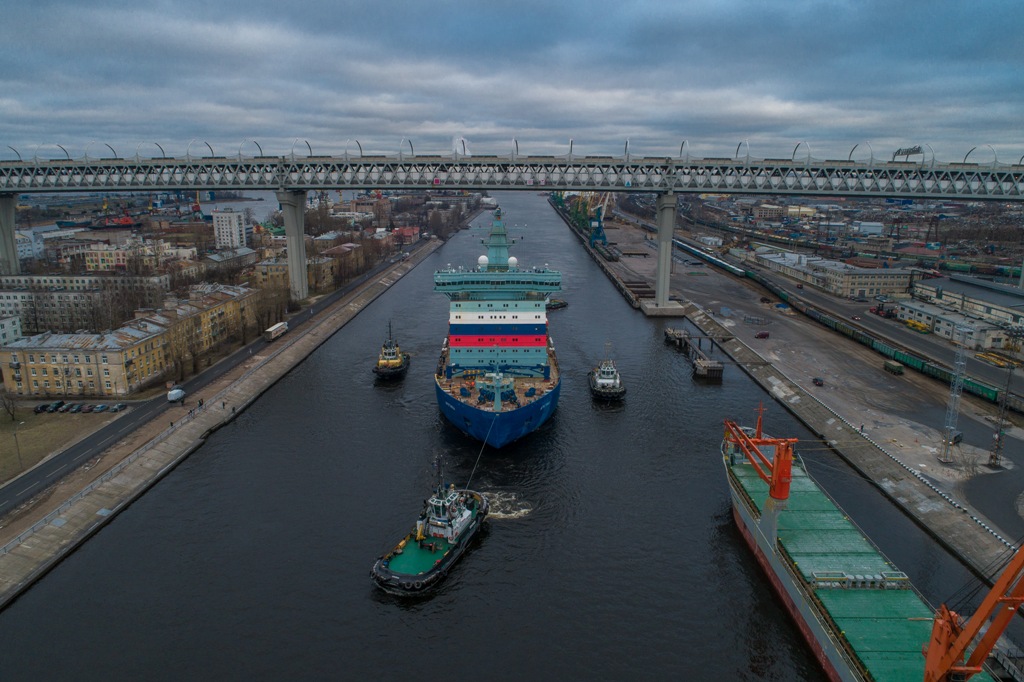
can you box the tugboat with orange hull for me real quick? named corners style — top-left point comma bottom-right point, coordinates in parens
top-left (721, 409), bottom-right (1015, 681)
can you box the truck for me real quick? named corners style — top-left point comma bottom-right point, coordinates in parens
top-left (264, 321), bottom-right (288, 342)
top-left (883, 360), bottom-right (904, 375)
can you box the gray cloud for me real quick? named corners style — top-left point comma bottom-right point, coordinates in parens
top-left (1, 0), bottom-right (1021, 162)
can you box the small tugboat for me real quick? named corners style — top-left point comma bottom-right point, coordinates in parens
top-left (371, 477), bottom-right (489, 595)
top-left (372, 321), bottom-right (410, 379)
top-left (545, 297), bottom-right (568, 311)
top-left (589, 356), bottom-right (626, 401)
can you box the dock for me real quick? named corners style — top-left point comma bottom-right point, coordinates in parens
top-left (665, 326), bottom-right (726, 379)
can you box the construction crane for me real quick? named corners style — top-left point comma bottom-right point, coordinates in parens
top-left (923, 542), bottom-right (1024, 681)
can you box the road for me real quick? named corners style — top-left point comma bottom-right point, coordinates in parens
top-left (0, 240), bottom-right (430, 517)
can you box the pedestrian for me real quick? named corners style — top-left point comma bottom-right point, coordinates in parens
top-left (222, 401), bottom-right (225, 409)
top-left (232, 406), bottom-right (236, 414)
top-left (170, 421), bottom-right (173, 428)
top-left (860, 423), bottom-right (864, 433)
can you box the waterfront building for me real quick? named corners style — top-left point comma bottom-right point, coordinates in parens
top-left (1, 283), bottom-right (257, 397)
top-left (252, 256), bottom-right (340, 293)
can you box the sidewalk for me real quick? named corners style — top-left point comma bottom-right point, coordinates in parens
top-left (0, 241), bottom-right (441, 608)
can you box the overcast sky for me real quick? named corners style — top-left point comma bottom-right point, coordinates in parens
top-left (2, 0), bottom-right (1022, 163)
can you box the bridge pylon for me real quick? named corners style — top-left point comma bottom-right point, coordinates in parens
top-left (0, 194), bottom-right (18, 276)
top-left (654, 193), bottom-right (677, 307)
top-left (276, 190), bottom-right (309, 301)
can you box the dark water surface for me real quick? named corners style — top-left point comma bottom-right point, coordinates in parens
top-left (0, 192), bottom-right (993, 680)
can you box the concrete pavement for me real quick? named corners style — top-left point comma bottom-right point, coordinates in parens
top-left (0, 240), bottom-right (441, 609)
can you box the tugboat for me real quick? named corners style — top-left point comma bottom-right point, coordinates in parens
top-left (589, 355), bottom-right (626, 401)
top-left (371, 477), bottom-right (489, 595)
top-left (372, 321), bottom-right (410, 379)
top-left (545, 297), bottom-right (568, 311)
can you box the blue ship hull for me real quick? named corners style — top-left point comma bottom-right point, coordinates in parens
top-left (435, 379), bottom-right (560, 448)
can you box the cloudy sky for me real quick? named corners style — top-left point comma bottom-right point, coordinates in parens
top-left (2, 0), bottom-right (1022, 163)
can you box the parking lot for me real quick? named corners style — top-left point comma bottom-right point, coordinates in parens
top-left (1, 404), bottom-right (129, 483)
top-left (33, 400), bottom-right (128, 415)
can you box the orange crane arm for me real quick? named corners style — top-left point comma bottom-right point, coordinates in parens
top-left (924, 542), bottom-right (1024, 681)
top-left (723, 419), bottom-right (797, 501)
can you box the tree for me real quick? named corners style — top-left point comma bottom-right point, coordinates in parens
top-left (0, 388), bottom-right (17, 422)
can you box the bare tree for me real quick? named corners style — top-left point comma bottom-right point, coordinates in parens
top-left (0, 388), bottom-right (17, 422)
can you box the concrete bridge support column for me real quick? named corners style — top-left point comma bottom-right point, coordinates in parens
top-left (654, 193), bottom-right (677, 307)
top-left (0, 194), bottom-right (19, 276)
top-left (276, 190), bottom-right (309, 302)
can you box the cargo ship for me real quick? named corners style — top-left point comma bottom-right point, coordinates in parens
top-left (434, 207), bottom-right (561, 448)
top-left (721, 411), bottom-right (1008, 682)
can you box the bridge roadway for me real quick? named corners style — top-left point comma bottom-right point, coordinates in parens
top-left (2, 152), bottom-right (1023, 304)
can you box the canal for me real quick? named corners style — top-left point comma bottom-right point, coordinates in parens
top-left (0, 191), bottom-right (995, 680)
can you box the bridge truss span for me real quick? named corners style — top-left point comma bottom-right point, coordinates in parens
top-left (0, 156), bottom-right (1022, 200)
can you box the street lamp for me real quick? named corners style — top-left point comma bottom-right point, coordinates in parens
top-left (13, 421), bottom-right (25, 471)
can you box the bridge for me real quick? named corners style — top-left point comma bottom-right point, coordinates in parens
top-left (3, 151), bottom-right (1023, 304)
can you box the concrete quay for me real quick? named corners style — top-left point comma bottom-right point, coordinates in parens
top-left (0, 240), bottom-right (442, 609)
top-left (593, 215), bottom-right (1017, 585)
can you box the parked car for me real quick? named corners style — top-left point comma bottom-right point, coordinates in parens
top-left (81, 404), bottom-right (96, 413)
top-left (93, 404), bottom-right (109, 413)
top-left (69, 404), bottom-right (84, 413)
top-left (755, 331), bottom-right (770, 339)
top-left (812, 377), bottom-right (824, 386)
top-left (59, 403), bottom-right (74, 412)
top-left (46, 400), bottom-right (66, 413)
top-left (110, 403), bottom-right (127, 412)
top-left (34, 404), bottom-right (48, 414)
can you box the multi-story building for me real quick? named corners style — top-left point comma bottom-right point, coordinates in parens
top-left (0, 274), bottom-right (171, 333)
top-left (1, 283), bottom-right (257, 397)
top-left (747, 250), bottom-right (913, 298)
top-left (252, 256), bottom-right (340, 292)
top-left (0, 315), bottom-right (21, 345)
top-left (213, 209), bottom-right (251, 249)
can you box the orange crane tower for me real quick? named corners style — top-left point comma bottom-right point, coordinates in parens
top-left (924, 543), bottom-right (1024, 681)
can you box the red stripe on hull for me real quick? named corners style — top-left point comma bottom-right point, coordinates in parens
top-left (732, 505), bottom-right (845, 682)
top-left (449, 335), bottom-right (547, 347)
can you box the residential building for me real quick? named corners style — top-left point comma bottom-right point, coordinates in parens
top-left (0, 315), bottom-right (21, 345)
top-left (213, 209), bottom-right (250, 249)
top-left (1, 283), bottom-right (257, 397)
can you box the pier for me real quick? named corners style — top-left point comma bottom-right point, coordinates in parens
top-left (665, 326), bottom-right (726, 379)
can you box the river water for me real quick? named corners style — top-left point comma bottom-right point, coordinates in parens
top-left (0, 192), bottom-right (997, 680)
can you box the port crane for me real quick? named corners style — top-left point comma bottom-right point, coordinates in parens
top-left (923, 541), bottom-right (1024, 681)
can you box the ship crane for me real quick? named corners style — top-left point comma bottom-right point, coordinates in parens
top-left (923, 542), bottom-right (1024, 681)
